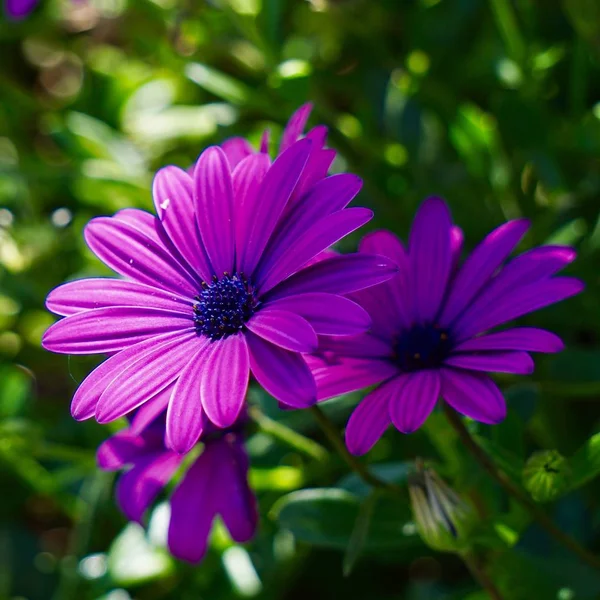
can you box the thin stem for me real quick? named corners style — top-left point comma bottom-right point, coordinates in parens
top-left (444, 405), bottom-right (600, 571)
top-left (310, 406), bottom-right (402, 494)
top-left (249, 406), bottom-right (328, 462)
top-left (461, 552), bottom-right (504, 600)
top-left (488, 0), bottom-right (527, 64)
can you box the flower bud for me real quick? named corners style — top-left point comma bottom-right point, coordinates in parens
top-left (408, 465), bottom-right (474, 553)
top-left (522, 450), bottom-right (571, 503)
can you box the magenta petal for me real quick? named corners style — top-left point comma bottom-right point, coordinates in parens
top-left (440, 219), bottom-right (530, 325)
top-left (217, 437), bottom-right (258, 543)
top-left (117, 451), bottom-right (183, 524)
top-left (166, 345), bottom-right (209, 454)
top-left (279, 103), bottom-right (312, 153)
top-left (258, 174), bottom-right (362, 276)
top-left (130, 384), bottom-right (173, 435)
top-left (96, 333), bottom-right (201, 423)
top-left (97, 431), bottom-right (149, 470)
top-left (450, 226), bottom-right (464, 269)
top-left (293, 147), bottom-right (336, 203)
top-left (221, 137), bottom-right (255, 168)
top-left (359, 230), bottom-right (412, 330)
top-left (246, 331), bottom-right (316, 408)
top-left (317, 332), bottom-right (392, 358)
top-left (237, 139), bottom-right (312, 277)
top-left (153, 166), bottom-right (213, 282)
top-left (194, 146), bottom-right (235, 276)
top-left (265, 293), bottom-right (370, 336)
top-left (258, 207), bottom-right (374, 294)
top-left (5, 0), bottom-right (39, 19)
top-left (440, 368), bottom-right (507, 424)
top-left (454, 327), bottom-right (564, 354)
top-left (246, 308), bottom-right (317, 353)
top-left (69, 332), bottom-right (189, 421)
top-left (200, 334), bottom-right (249, 428)
top-left (408, 197), bottom-right (453, 323)
top-left (84, 216), bottom-right (199, 296)
top-left (345, 379), bottom-right (396, 456)
top-left (310, 356), bottom-right (399, 401)
top-left (389, 370), bottom-right (440, 434)
top-left (266, 253), bottom-right (398, 300)
top-left (445, 351), bottom-right (534, 374)
top-left (42, 306), bottom-right (192, 355)
top-left (454, 277), bottom-right (584, 341)
top-left (46, 278), bottom-right (192, 316)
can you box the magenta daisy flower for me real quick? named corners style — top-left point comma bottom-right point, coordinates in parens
top-left (97, 417), bottom-right (256, 563)
top-left (43, 112), bottom-right (397, 453)
top-left (309, 197), bottom-right (584, 455)
top-left (5, 0), bottom-right (38, 19)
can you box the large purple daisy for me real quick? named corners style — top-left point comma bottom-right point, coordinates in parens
top-left (97, 416), bottom-right (256, 563)
top-left (309, 197), bottom-right (584, 455)
top-left (43, 109), bottom-right (397, 453)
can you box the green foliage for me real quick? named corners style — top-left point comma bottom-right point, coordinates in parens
top-left (1, 0), bottom-right (600, 598)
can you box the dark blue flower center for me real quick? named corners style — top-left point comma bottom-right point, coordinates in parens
top-left (193, 273), bottom-right (258, 340)
top-left (393, 324), bottom-right (453, 372)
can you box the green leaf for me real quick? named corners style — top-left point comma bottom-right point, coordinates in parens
top-left (342, 491), bottom-right (378, 576)
top-left (338, 462), bottom-right (411, 498)
top-left (567, 431), bottom-right (600, 492)
top-left (271, 488), bottom-right (420, 552)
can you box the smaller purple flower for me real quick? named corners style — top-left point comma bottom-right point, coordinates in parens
top-left (5, 0), bottom-right (38, 19)
top-left (97, 415), bottom-right (257, 563)
top-left (309, 197), bottom-right (584, 455)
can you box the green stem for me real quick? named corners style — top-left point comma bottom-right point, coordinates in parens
top-left (444, 405), bottom-right (600, 571)
top-left (461, 552), bottom-right (504, 600)
top-left (488, 0), bottom-right (527, 64)
top-left (249, 406), bottom-right (328, 462)
top-left (310, 406), bottom-right (402, 494)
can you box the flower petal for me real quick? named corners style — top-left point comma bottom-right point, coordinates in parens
top-left (69, 331), bottom-right (189, 421)
top-left (166, 345), bottom-right (210, 454)
top-left (440, 368), bottom-right (506, 424)
top-left (258, 207), bottom-right (373, 294)
top-left (258, 174), bottom-right (362, 276)
top-left (96, 332), bottom-right (202, 423)
top-left (84, 216), bottom-right (199, 296)
top-left (389, 370), bottom-right (440, 434)
top-left (266, 253), bottom-right (398, 300)
top-left (168, 446), bottom-right (219, 563)
top-left (444, 351), bottom-right (534, 374)
top-left (117, 451), bottom-right (183, 524)
top-left (453, 327), bottom-right (564, 354)
top-left (359, 230), bottom-right (412, 330)
top-left (237, 139), bottom-right (312, 276)
top-left (97, 430), bottom-right (150, 470)
top-left (310, 356), bottom-right (399, 401)
top-left (200, 334), bottom-right (249, 428)
top-left (265, 293), bottom-right (370, 336)
top-left (153, 166), bottom-right (213, 281)
top-left (130, 384), bottom-right (173, 434)
top-left (246, 331), bottom-right (316, 408)
top-left (440, 219), bottom-right (530, 325)
top-left (194, 146), bottom-right (235, 276)
top-left (345, 378), bottom-right (397, 455)
top-left (216, 437), bottom-right (258, 543)
top-left (408, 197), bottom-right (453, 323)
top-left (46, 278), bottom-right (192, 316)
top-left (246, 308), bottom-right (317, 353)
top-left (279, 103), bottom-right (312, 153)
top-left (42, 306), bottom-right (193, 354)
top-left (317, 332), bottom-right (392, 358)
top-left (454, 277), bottom-right (584, 341)
top-left (221, 137), bottom-right (254, 168)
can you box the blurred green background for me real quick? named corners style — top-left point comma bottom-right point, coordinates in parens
top-left (1, 0), bottom-right (600, 598)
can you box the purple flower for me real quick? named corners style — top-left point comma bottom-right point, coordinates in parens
top-left (43, 106), bottom-right (398, 453)
top-left (309, 197), bottom-right (584, 455)
top-left (5, 0), bottom-right (38, 19)
top-left (98, 417), bottom-right (257, 563)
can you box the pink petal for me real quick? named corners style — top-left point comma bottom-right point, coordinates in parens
top-left (444, 351), bottom-right (534, 374)
top-left (200, 334), bottom-right (249, 428)
top-left (194, 146), bottom-right (235, 276)
top-left (454, 327), bottom-right (564, 354)
top-left (279, 103), bottom-right (312, 153)
top-left (389, 370), bottom-right (440, 434)
top-left (130, 384), bottom-right (173, 434)
top-left (246, 331), bottom-right (316, 408)
top-left (220, 137), bottom-right (255, 168)
top-left (246, 308), bottom-right (317, 353)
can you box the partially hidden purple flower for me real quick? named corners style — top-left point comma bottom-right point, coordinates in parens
top-left (97, 417), bottom-right (257, 564)
top-left (5, 0), bottom-right (38, 19)
top-left (309, 197), bottom-right (584, 455)
top-left (42, 105), bottom-right (398, 453)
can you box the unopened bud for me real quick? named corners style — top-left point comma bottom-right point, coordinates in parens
top-left (523, 450), bottom-right (570, 503)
